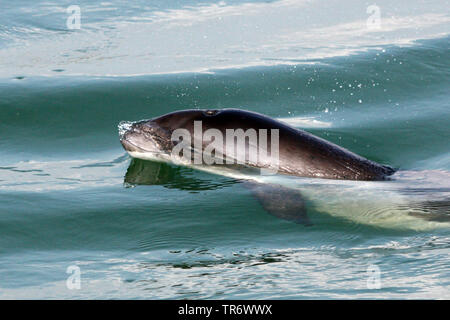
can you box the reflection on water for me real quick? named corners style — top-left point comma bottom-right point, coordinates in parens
top-left (124, 158), bottom-right (240, 191)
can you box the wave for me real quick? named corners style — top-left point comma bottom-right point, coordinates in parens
top-left (0, 37), bottom-right (449, 170)
top-left (0, 0), bottom-right (449, 77)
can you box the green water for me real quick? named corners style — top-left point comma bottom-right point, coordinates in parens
top-left (0, 0), bottom-right (449, 299)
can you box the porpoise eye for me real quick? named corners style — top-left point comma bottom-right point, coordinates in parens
top-left (204, 109), bottom-right (219, 116)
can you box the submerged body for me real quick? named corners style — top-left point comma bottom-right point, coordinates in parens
top-left (119, 108), bottom-right (449, 230)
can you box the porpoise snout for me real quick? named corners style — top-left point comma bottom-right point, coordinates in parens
top-left (118, 120), bottom-right (171, 154)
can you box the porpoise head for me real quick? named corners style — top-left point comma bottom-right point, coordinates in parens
top-left (119, 109), bottom-right (214, 154)
top-left (119, 120), bottom-right (171, 154)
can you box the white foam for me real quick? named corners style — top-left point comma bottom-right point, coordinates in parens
top-left (277, 117), bottom-right (332, 128)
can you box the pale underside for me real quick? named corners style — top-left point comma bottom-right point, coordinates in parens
top-left (127, 150), bottom-right (450, 231)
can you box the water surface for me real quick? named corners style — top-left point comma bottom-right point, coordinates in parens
top-left (0, 0), bottom-right (449, 299)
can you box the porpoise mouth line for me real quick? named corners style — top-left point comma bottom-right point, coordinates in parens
top-left (120, 138), bottom-right (164, 154)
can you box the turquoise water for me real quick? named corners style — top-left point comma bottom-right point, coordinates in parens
top-left (0, 0), bottom-right (449, 299)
